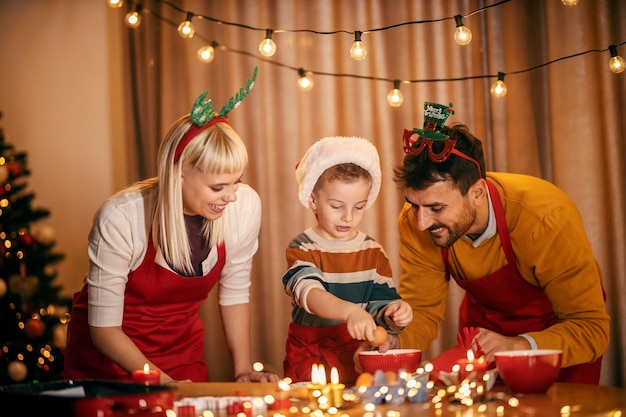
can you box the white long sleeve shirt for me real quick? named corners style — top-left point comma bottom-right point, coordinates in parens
top-left (85, 182), bottom-right (261, 327)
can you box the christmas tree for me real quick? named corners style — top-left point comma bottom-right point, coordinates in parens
top-left (0, 114), bottom-right (71, 385)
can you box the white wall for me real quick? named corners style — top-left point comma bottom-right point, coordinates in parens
top-left (0, 0), bottom-right (122, 296)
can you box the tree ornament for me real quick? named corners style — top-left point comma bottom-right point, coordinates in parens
top-left (0, 165), bottom-right (8, 183)
top-left (0, 278), bottom-right (7, 297)
top-left (24, 317), bottom-right (46, 339)
top-left (8, 274), bottom-right (40, 300)
top-left (7, 360), bottom-right (28, 382)
top-left (33, 225), bottom-right (56, 245)
top-left (5, 160), bottom-right (22, 178)
top-left (18, 230), bottom-right (34, 248)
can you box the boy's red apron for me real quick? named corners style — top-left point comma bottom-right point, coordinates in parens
top-left (284, 322), bottom-right (362, 384)
top-left (435, 180), bottom-right (602, 384)
top-left (64, 238), bottom-right (225, 382)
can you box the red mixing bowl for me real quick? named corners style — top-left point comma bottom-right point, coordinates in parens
top-left (358, 349), bottom-right (422, 374)
top-left (494, 349), bottom-right (562, 394)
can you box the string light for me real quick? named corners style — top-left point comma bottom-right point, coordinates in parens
top-left (259, 29), bottom-right (277, 57)
top-left (561, 0), bottom-right (578, 5)
top-left (197, 42), bottom-right (217, 63)
top-left (177, 12), bottom-right (195, 39)
top-left (297, 68), bottom-right (314, 91)
top-left (107, 0), bottom-right (123, 8)
top-left (125, 4), bottom-right (143, 29)
top-left (108, 2), bottom-right (625, 104)
top-left (608, 45), bottom-right (626, 73)
top-left (387, 80), bottom-right (404, 107)
top-left (350, 31), bottom-right (367, 60)
top-left (490, 72), bottom-right (507, 98)
top-left (454, 15), bottom-right (472, 46)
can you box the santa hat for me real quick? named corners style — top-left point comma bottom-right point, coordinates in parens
top-left (295, 136), bottom-right (382, 209)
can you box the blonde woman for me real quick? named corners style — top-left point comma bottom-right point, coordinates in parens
top-left (65, 69), bottom-right (277, 384)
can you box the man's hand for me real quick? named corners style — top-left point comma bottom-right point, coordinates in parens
top-left (474, 327), bottom-right (531, 362)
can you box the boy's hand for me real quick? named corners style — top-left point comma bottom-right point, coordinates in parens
top-left (346, 307), bottom-right (377, 341)
top-left (384, 301), bottom-right (413, 327)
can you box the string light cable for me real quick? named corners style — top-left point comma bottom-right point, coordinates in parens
top-left (110, 1), bottom-right (625, 104)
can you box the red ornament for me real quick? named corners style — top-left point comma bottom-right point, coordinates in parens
top-left (5, 161), bottom-right (22, 178)
top-left (24, 317), bottom-right (46, 339)
top-left (18, 231), bottom-right (34, 248)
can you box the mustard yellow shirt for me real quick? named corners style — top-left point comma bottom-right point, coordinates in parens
top-left (397, 172), bottom-right (609, 367)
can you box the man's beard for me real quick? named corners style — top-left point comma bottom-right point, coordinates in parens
top-left (428, 204), bottom-right (476, 248)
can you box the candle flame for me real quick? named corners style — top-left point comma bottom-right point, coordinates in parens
top-left (143, 363), bottom-right (150, 374)
top-left (466, 349), bottom-right (475, 361)
top-left (318, 364), bottom-right (327, 385)
top-left (330, 367), bottom-right (339, 384)
top-left (311, 364), bottom-right (319, 384)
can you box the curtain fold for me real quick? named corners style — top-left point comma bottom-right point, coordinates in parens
top-left (114, 0), bottom-right (626, 386)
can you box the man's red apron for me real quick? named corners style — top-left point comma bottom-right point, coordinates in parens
top-left (440, 181), bottom-right (602, 384)
top-left (64, 238), bottom-right (225, 382)
top-left (284, 322), bottom-right (362, 384)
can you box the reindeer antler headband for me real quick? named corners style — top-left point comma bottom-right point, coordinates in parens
top-left (402, 102), bottom-right (482, 178)
top-left (174, 66), bottom-right (258, 163)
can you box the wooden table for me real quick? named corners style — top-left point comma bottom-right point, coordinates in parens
top-left (175, 381), bottom-right (626, 416)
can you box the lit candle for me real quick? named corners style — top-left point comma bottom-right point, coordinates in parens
top-left (131, 363), bottom-right (161, 385)
top-left (329, 367), bottom-right (345, 408)
top-left (306, 364), bottom-right (323, 408)
top-left (456, 350), bottom-right (488, 382)
top-left (317, 364), bottom-right (327, 386)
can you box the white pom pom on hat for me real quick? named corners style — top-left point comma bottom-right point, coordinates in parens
top-left (295, 136), bottom-right (382, 209)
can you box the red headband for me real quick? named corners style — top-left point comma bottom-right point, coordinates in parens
top-left (173, 117), bottom-right (229, 163)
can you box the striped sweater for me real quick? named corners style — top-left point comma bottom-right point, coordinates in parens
top-left (282, 227), bottom-right (403, 331)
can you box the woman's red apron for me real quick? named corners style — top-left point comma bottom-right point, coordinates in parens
top-left (440, 181), bottom-right (602, 384)
top-left (64, 238), bottom-right (225, 382)
top-left (284, 322), bottom-right (362, 384)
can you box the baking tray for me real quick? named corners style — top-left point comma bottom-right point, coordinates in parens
top-left (0, 379), bottom-right (175, 417)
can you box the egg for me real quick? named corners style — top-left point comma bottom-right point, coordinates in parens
top-left (371, 325), bottom-right (388, 347)
top-left (384, 371), bottom-right (398, 385)
top-left (355, 372), bottom-right (374, 387)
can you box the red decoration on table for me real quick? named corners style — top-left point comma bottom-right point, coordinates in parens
top-left (455, 349), bottom-right (488, 381)
top-left (430, 327), bottom-right (485, 377)
top-left (131, 363), bottom-right (161, 385)
top-left (176, 404), bottom-right (196, 417)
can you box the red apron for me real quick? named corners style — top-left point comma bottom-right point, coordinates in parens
top-left (441, 181), bottom-right (602, 384)
top-left (64, 238), bottom-right (225, 382)
top-left (284, 322), bottom-right (362, 384)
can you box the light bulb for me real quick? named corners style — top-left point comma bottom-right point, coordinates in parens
top-left (350, 31), bottom-right (367, 60)
top-left (259, 29), bottom-right (277, 57)
top-left (454, 15), bottom-right (472, 46)
top-left (609, 45), bottom-right (626, 74)
top-left (387, 80), bottom-right (404, 107)
top-left (490, 72), bottom-right (507, 98)
top-left (297, 69), bottom-right (314, 91)
top-left (107, 0), bottom-right (123, 8)
top-left (125, 11), bottom-right (141, 28)
top-left (561, 0), bottom-right (578, 5)
top-left (177, 13), bottom-right (195, 39)
top-left (197, 45), bottom-right (215, 63)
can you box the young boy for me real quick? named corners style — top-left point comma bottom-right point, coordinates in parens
top-left (282, 136), bottom-right (413, 383)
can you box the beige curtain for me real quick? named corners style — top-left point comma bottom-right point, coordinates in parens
top-left (110, 0), bottom-right (626, 386)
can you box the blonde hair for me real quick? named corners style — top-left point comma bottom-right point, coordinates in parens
top-left (153, 115), bottom-right (248, 275)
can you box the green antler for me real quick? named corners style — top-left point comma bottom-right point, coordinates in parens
top-left (190, 91), bottom-right (217, 126)
top-left (188, 66), bottom-right (259, 127)
top-left (218, 66), bottom-right (259, 117)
